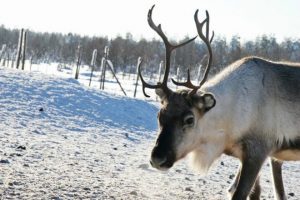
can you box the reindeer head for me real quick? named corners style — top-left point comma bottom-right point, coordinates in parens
top-left (139, 5), bottom-right (215, 170)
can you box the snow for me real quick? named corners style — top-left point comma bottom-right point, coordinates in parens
top-left (0, 65), bottom-right (299, 199)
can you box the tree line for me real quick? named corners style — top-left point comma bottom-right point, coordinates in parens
top-left (0, 25), bottom-right (300, 79)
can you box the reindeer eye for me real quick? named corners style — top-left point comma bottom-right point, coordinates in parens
top-left (183, 114), bottom-right (194, 126)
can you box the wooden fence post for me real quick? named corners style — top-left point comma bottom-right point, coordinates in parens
top-left (99, 57), bottom-right (105, 89)
top-left (74, 45), bottom-right (82, 79)
top-left (0, 44), bottom-right (6, 66)
top-left (89, 49), bottom-right (97, 86)
top-left (197, 54), bottom-right (208, 82)
top-left (29, 56), bottom-right (33, 71)
top-left (6, 52), bottom-right (10, 67)
top-left (21, 31), bottom-right (27, 70)
top-left (16, 29), bottom-right (24, 69)
top-left (11, 50), bottom-right (15, 68)
top-left (197, 64), bottom-right (202, 83)
top-left (100, 46), bottom-right (109, 90)
top-left (133, 57), bottom-right (142, 97)
top-left (158, 60), bottom-right (163, 82)
top-left (106, 60), bottom-right (127, 96)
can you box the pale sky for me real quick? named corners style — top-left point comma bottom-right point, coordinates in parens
top-left (1, 0), bottom-right (300, 42)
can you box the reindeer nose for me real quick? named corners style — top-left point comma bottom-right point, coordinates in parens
top-left (150, 155), bottom-right (167, 168)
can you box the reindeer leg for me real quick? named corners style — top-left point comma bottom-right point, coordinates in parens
top-left (231, 137), bottom-right (270, 200)
top-left (228, 167), bottom-right (241, 196)
top-left (249, 176), bottom-right (261, 200)
top-left (231, 157), bottom-right (265, 200)
top-left (229, 166), bottom-right (261, 200)
top-left (271, 158), bottom-right (287, 200)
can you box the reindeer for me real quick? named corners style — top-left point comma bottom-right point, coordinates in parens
top-left (139, 5), bottom-right (300, 200)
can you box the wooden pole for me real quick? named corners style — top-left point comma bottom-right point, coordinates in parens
top-left (21, 31), bottom-right (27, 70)
top-left (133, 57), bottom-right (142, 97)
top-left (0, 44), bottom-right (6, 65)
top-left (107, 60), bottom-right (127, 96)
top-left (197, 64), bottom-right (202, 83)
top-left (11, 50), bottom-right (15, 68)
top-left (100, 46), bottom-right (109, 90)
top-left (29, 56), bottom-right (33, 71)
top-left (6, 52), bottom-right (10, 67)
top-left (99, 57), bottom-right (105, 89)
top-left (75, 45), bottom-right (82, 79)
top-left (197, 54), bottom-right (208, 83)
top-left (16, 29), bottom-right (24, 69)
top-left (89, 49), bottom-right (97, 86)
top-left (158, 60), bottom-right (163, 82)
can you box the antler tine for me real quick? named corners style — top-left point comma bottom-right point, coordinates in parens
top-left (138, 58), bottom-right (162, 97)
top-left (138, 5), bottom-right (198, 97)
top-left (210, 31), bottom-right (215, 43)
top-left (172, 36), bottom-right (198, 49)
top-left (148, 5), bottom-right (170, 51)
top-left (148, 5), bottom-right (197, 86)
top-left (172, 10), bottom-right (214, 95)
top-left (194, 9), bottom-right (214, 88)
top-left (171, 69), bottom-right (200, 91)
top-left (148, 5), bottom-right (197, 51)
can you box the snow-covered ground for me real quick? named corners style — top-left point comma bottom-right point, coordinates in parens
top-left (14, 61), bottom-right (182, 99)
top-left (29, 62), bottom-right (160, 99)
top-left (0, 65), bottom-right (299, 199)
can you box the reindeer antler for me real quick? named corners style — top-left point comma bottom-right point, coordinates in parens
top-left (172, 10), bottom-right (214, 95)
top-left (139, 5), bottom-right (197, 97)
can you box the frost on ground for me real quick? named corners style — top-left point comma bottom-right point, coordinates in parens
top-left (0, 67), bottom-right (299, 199)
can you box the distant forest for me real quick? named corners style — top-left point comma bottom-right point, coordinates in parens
top-left (0, 25), bottom-right (300, 79)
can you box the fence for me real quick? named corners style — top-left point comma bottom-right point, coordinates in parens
top-left (0, 28), bottom-right (201, 99)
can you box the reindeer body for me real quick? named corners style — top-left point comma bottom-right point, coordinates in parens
top-left (196, 56), bottom-right (300, 162)
top-left (190, 56), bottom-right (300, 199)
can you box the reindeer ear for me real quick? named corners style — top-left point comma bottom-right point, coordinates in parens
top-left (193, 93), bottom-right (216, 112)
top-left (202, 93), bottom-right (216, 111)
